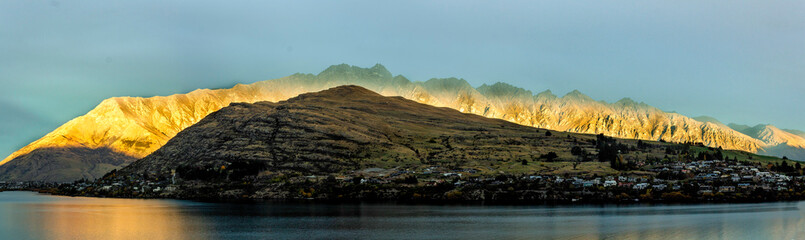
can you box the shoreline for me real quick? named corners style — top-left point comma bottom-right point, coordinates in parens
top-left (9, 187), bottom-right (804, 206)
top-left (8, 157), bottom-right (805, 206)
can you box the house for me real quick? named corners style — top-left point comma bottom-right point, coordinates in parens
top-left (633, 183), bottom-right (649, 190)
top-left (718, 186), bottom-right (736, 193)
top-left (699, 185), bottom-right (713, 194)
top-left (603, 180), bottom-right (617, 187)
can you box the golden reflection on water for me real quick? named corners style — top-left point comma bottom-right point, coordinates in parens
top-left (3, 191), bottom-right (805, 240)
top-left (766, 201), bottom-right (805, 240)
top-left (20, 196), bottom-right (195, 240)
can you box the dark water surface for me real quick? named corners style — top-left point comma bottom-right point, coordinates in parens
top-left (1, 191), bottom-right (803, 239)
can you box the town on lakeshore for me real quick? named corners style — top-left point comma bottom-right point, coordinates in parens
top-left (5, 155), bottom-right (804, 203)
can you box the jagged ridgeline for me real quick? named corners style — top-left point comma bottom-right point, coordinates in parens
top-left (119, 85), bottom-right (591, 179)
top-left (1, 64), bottom-right (803, 182)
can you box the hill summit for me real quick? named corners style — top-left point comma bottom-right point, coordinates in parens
top-left (119, 85), bottom-right (567, 180)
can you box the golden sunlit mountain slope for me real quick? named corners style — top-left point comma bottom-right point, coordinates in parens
top-left (785, 129), bottom-right (805, 139)
top-left (736, 125), bottom-right (805, 148)
top-left (475, 83), bottom-right (764, 152)
top-left (1, 64), bottom-right (799, 181)
top-left (729, 124), bottom-right (805, 161)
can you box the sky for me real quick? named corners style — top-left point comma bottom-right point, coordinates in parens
top-left (1, 0), bottom-right (803, 158)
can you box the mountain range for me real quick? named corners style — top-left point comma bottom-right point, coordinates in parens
top-left (119, 85), bottom-right (583, 183)
top-left (2, 64), bottom-right (804, 182)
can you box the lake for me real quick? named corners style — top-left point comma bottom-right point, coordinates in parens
top-left (0, 191), bottom-right (803, 240)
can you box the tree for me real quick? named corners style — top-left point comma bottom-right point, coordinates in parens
top-left (783, 156), bottom-right (789, 160)
top-left (598, 144), bottom-right (618, 163)
top-left (545, 130), bottom-right (552, 137)
top-left (521, 159), bottom-right (528, 165)
top-left (715, 150), bottom-right (724, 160)
top-left (610, 155), bottom-right (629, 170)
top-left (352, 176), bottom-right (364, 184)
top-left (637, 140), bottom-right (646, 149)
top-left (402, 176), bottom-right (418, 184)
top-left (571, 146), bottom-right (584, 156)
top-left (541, 152), bottom-right (558, 161)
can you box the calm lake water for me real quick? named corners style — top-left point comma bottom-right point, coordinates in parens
top-left (1, 191), bottom-right (804, 240)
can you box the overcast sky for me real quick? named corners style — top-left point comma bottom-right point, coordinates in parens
top-left (1, 0), bottom-right (803, 158)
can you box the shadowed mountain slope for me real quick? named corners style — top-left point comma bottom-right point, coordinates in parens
top-left (0, 147), bottom-right (134, 182)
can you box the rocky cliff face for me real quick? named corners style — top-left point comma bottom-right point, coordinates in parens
top-left (475, 83), bottom-right (764, 152)
top-left (730, 124), bottom-right (805, 160)
top-left (1, 64), bottom-right (800, 181)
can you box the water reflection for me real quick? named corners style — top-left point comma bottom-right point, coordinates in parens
top-left (1, 191), bottom-right (804, 240)
top-left (1, 192), bottom-right (202, 240)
